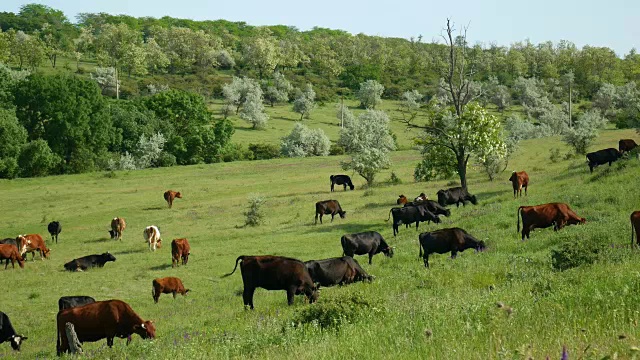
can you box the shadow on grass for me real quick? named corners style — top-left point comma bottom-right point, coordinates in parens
top-left (305, 222), bottom-right (383, 235)
top-left (143, 207), bottom-right (164, 211)
top-left (115, 248), bottom-right (147, 255)
top-left (86, 237), bottom-right (113, 243)
top-left (150, 264), bottom-right (172, 271)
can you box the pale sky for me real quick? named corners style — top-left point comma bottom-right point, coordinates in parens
top-left (2, 0), bottom-right (639, 56)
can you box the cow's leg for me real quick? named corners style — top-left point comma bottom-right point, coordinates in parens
top-left (320, 214), bottom-right (323, 224)
top-left (393, 223), bottom-right (398, 237)
top-left (173, 291), bottom-right (177, 299)
top-left (524, 185), bottom-right (527, 196)
top-left (368, 252), bottom-right (373, 265)
top-left (451, 251), bottom-right (458, 259)
top-left (243, 286), bottom-right (255, 310)
top-left (314, 213), bottom-right (319, 224)
top-left (415, 221), bottom-right (420, 231)
top-left (107, 337), bottom-right (114, 347)
top-left (331, 183), bottom-right (334, 192)
top-left (330, 213), bottom-right (335, 222)
top-left (286, 286), bottom-right (296, 305)
top-left (424, 254), bottom-right (429, 268)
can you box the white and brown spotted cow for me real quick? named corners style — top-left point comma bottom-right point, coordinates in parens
top-left (143, 226), bottom-right (162, 252)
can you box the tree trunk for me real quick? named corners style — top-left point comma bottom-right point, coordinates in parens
top-left (115, 64), bottom-right (120, 100)
top-left (300, 113), bottom-right (304, 121)
top-left (457, 153), bottom-right (468, 191)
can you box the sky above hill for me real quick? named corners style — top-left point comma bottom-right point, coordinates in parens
top-left (3, 0), bottom-right (639, 56)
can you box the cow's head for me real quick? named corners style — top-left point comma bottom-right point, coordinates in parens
top-left (470, 195), bottom-right (478, 205)
top-left (108, 230), bottom-right (117, 239)
top-left (338, 211), bottom-right (346, 219)
top-left (508, 171), bottom-right (517, 182)
top-left (43, 248), bottom-right (51, 258)
top-left (348, 184), bottom-right (355, 190)
top-left (133, 321), bottom-right (156, 340)
top-left (102, 252), bottom-right (117, 262)
top-left (443, 208), bottom-right (452, 217)
top-left (436, 190), bottom-right (448, 206)
top-left (9, 335), bottom-right (27, 351)
top-left (432, 215), bottom-right (442, 224)
top-left (156, 239), bottom-right (162, 248)
top-left (476, 241), bottom-right (487, 252)
top-left (383, 246), bottom-right (394, 258)
top-left (175, 192), bottom-right (182, 198)
top-left (306, 285), bottom-right (319, 304)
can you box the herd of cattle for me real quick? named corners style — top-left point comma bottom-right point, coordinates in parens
top-left (1, 138), bottom-right (639, 355)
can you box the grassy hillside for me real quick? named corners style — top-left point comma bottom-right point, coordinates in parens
top-left (0, 129), bottom-right (638, 359)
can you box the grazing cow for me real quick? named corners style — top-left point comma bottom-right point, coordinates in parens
top-left (58, 296), bottom-right (96, 311)
top-left (56, 299), bottom-right (155, 355)
top-left (0, 238), bottom-right (20, 249)
top-left (341, 231), bottom-right (394, 264)
top-left (171, 238), bottom-right (190, 267)
top-left (418, 227), bottom-right (486, 268)
top-left (619, 139), bottom-right (638, 154)
top-left (517, 203), bottom-right (586, 241)
top-left (222, 255), bottom-right (318, 310)
top-left (414, 192), bottom-right (428, 202)
top-left (48, 221), bottom-right (62, 243)
top-left (315, 200), bottom-right (346, 224)
top-left (404, 200), bottom-right (451, 217)
top-left (509, 171), bottom-right (529, 198)
top-left (0, 244), bottom-right (24, 269)
top-left (397, 195), bottom-right (408, 205)
top-left (17, 234), bottom-right (50, 260)
top-left (387, 206), bottom-right (441, 236)
top-left (164, 190), bottom-right (182, 209)
top-left (437, 187), bottom-right (478, 207)
top-left (109, 217), bottom-right (126, 240)
top-left (330, 174), bottom-right (355, 192)
top-left (305, 256), bottom-right (372, 287)
top-left (586, 148), bottom-right (622, 173)
top-left (143, 226), bottom-right (162, 251)
top-left (631, 211), bottom-right (640, 248)
top-left (152, 277), bottom-right (189, 303)
top-left (0, 312), bottom-right (27, 351)
top-left (64, 253), bottom-right (116, 271)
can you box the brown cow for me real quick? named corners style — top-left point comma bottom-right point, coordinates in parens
top-left (509, 171), bottom-right (529, 198)
top-left (517, 203), bottom-right (586, 241)
top-left (17, 234), bottom-right (50, 260)
top-left (619, 139), bottom-right (638, 154)
top-left (315, 200), bottom-right (346, 224)
top-left (223, 255), bottom-right (318, 309)
top-left (56, 299), bottom-right (155, 355)
top-left (171, 238), bottom-right (190, 267)
top-left (109, 217), bottom-right (126, 240)
top-left (164, 190), bottom-right (182, 209)
top-left (0, 244), bottom-right (24, 269)
top-left (152, 277), bottom-right (189, 303)
top-left (631, 211), bottom-right (640, 248)
top-left (414, 192), bottom-right (428, 202)
top-left (397, 195), bottom-right (408, 205)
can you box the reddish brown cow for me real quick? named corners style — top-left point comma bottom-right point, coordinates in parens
top-left (17, 234), bottom-right (50, 260)
top-left (164, 190), bottom-right (182, 209)
top-left (0, 244), bottom-right (24, 269)
top-left (619, 139), bottom-right (638, 154)
top-left (631, 211), bottom-right (640, 248)
top-left (171, 238), bottom-right (190, 267)
top-left (315, 200), bottom-right (346, 224)
top-left (56, 299), bottom-right (155, 355)
top-left (509, 171), bottom-right (529, 198)
top-left (517, 203), bottom-right (586, 241)
top-left (396, 195), bottom-right (408, 205)
top-left (152, 277), bottom-right (189, 303)
top-left (109, 217), bottom-right (126, 240)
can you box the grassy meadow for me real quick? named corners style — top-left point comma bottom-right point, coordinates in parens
top-left (0, 125), bottom-right (639, 359)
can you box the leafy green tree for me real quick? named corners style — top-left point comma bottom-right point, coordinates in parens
top-left (593, 83), bottom-right (617, 119)
top-left (240, 91), bottom-right (269, 129)
top-left (0, 63), bottom-right (29, 108)
top-left (339, 109), bottom-right (395, 186)
top-left (108, 100), bottom-right (164, 155)
top-left (94, 23), bottom-right (142, 98)
top-left (0, 108), bottom-right (27, 178)
top-left (18, 139), bottom-right (61, 177)
top-left (242, 28), bottom-right (280, 78)
top-left (562, 109), bottom-right (606, 154)
top-left (13, 73), bottom-right (112, 171)
top-left (398, 90), bottom-right (423, 122)
top-left (7, 30), bottom-right (45, 70)
top-left (357, 79), bottom-right (384, 109)
top-left (143, 38), bottom-right (169, 74)
top-left (293, 84), bottom-right (316, 120)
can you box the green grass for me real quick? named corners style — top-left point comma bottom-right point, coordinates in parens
top-left (1, 126), bottom-right (639, 359)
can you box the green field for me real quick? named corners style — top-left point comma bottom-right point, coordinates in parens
top-left (0, 128), bottom-right (639, 359)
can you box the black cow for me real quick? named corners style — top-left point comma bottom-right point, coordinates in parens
top-left (47, 221), bottom-right (62, 243)
top-left (586, 148), bottom-right (622, 173)
top-left (330, 175), bottom-right (354, 192)
top-left (387, 206), bottom-right (441, 236)
top-left (0, 238), bottom-right (18, 248)
top-left (58, 296), bottom-right (97, 311)
top-left (341, 231), bottom-right (394, 264)
top-left (404, 200), bottom-right (451, 217)
top-left (437, 187), bottom-right (478, 207)
top-left (419, 228), bottom-right (486, 268)
top-left (64, 253), bottom-right (116, 271)
top-left (315, 200), bottom-right (346, 224)
top-left (0, 312), bottom-right (27, 351)
top-left (305, 257), bottom-right (372, 287)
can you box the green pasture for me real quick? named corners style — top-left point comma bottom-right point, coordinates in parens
top-left (0, 128), bottom-right (639, 359)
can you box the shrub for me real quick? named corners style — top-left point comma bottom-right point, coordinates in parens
top-left (329, 144), bottom-right (345, 156)
top-left (549, 148), bottom-right (561, 163)
top-left (281, 123), bottom-right (330, 158)
top-left (18, 140), bottom-right (61, 177)
top-left (291, 293), bottom-right (382, 330)
top-left (562, 110), bottom-right (606, 155)
top-left (248, 143), bottom-right (281, 160)
top-left (244, 194), bottom-right (265, 227)
top-left (388, 171), bottom-right (402, 185)
top-left (551, 233), bottom-right (608, 271)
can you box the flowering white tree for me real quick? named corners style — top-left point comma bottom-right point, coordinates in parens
top-left (339, 110), bottom-right (395, 186)
top-left (292, 83), bottom-right (316, 120)
top-left (240, 91), bottom-right (269, 129)
top-left (562, 110), bottom-right (606, 154)
top-left (281, 123), bottom-right (330, 157)
top-left (357, 79), bottom-right (384, 109)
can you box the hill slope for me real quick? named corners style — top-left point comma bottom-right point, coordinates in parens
top-left (0, 129), bottom-right (638, 359)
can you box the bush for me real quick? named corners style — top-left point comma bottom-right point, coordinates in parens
top-left (244, 194), bottom-right (265, 227)
top-left (222, 143), bottom-right (252, 162)
top-left (551, 233), bottom-right (608, 271)
top-left (291, 293), bottom-right (382, 330)
top-left (155, 152), bottom-right (176, 167)
top-left (549, 148), bottom-right (561, 163)
top-left (329, 144), bottom-right (345, 156)
top-left (248, 143), bottom-right (281, 160)
top-left (18, 140), bottom-right (61, 177)
top-left (562, 110), bottom-right (606, 155)
top-left (388, 171), bottom-right (402, 185)
top-left (281, 123), bottom-right (330, 158)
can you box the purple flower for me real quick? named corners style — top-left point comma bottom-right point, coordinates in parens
top-left (561, 345), bottom-right (568, 360)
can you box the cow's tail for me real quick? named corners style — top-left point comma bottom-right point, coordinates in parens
top-left (222, 256), bottom-right (244, 278)
top-left (632, 219), bottom-right (636, 249)
top-left (385, 209), bottom-right (392, 222)
top-left (329, 175), bottom-right (334, 185)
top-left (418, 238), bottom-right (423, 259)
top-left (517, 206), bottom-right (523, 232)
